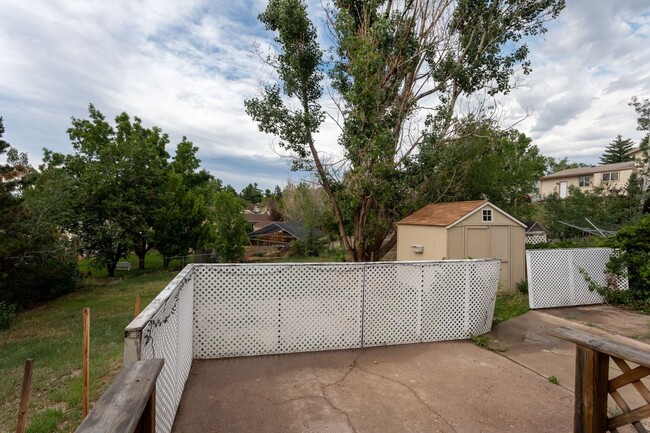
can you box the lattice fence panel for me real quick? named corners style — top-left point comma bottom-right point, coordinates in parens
top-left (525, 234), bottom-right (547, 244)
top-left (420, 261), bottom-right (500, 341)
top-left (277, 265), bottom-right (363, 353)
top-left (138, 270), bottom-right (194, 433)
top-left (193, 265), bottom-right (282, 358)
top-left (527, 248), bottom-right (628, 309)
top-left (363, 263), bottom-right (421, 347)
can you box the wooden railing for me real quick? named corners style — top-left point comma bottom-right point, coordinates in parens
top-left (551, 326), bottom-right (650, 433)
top-left (74, 359), bottom-right (163, 433)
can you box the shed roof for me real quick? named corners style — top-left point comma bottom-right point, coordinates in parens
top-left (541, 161), bottom-right (635, 180)
top-left (397, 200), bottom-right (526, 228)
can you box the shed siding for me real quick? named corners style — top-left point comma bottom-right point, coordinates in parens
top-left (510, 227), bottom-right (526, 287)
top-left (447, 226), bottom-right (464, 259)
top-left (454, 205), bottom-right (517, 227)
top-left (396, 225), bottom-right (447, 261)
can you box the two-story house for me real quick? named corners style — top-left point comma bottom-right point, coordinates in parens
top-left (539, 147), bottom-right (648, 198)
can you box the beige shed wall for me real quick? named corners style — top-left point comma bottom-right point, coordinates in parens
top-left (396, 225), bottom-right (447, 261)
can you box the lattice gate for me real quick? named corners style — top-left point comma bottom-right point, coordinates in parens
top-left (526, 248), bottom-right (628, 309)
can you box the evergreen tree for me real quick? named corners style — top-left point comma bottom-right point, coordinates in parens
top-left (600, 135), bottom-right (634, 164)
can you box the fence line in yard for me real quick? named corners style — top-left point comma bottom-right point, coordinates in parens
top-left (526, 248), bottom-right (628, 309)
top-left (124, 260), bottom-right (500, 433)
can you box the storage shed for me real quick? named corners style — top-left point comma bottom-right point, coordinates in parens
top-left (397, 200), bottom-right (526, 291)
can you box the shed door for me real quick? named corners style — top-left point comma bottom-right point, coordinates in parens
top-left (489, 226), bottom-right (510, 290)
top-left (559, 181), bottom-right (567, 198)
top-left (465, 227), bottom-right (488, 259)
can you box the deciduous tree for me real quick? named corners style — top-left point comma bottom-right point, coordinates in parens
top-left (247, 0), bottom-right (565, 261)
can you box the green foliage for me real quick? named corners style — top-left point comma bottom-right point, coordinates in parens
top-left (248, 0), bottom-right (565, 261)
top-left (0, 118), bottom-right (78, 309)
top-left (548, 376), bottom-right (559, 385)
top-left (516, 280), bottom-right (528, 295)
top-left (470, 334), bottom-right (491, 349)
top-left (416, 120), bottom-right (546, 221)
top-left (493, 293), bottom-right (530, 326)
top-left (212, 191), bottom-right (248, 262)
top-left (0, 302), bottom-right (16, 330)
top-left (600, 135), bottom-right (635, 164)
top-left (288, 234), bottom-right (325, 257)
top-left (606, 216), bottom-right (650, 302)
top-left (541, 182), bottom-right (643, 240)
top-left (240, 182), bottom-right (264, 206)
top-left (545, 156), bottom-right (588, 174)
top-left (152, 172), bottom-right (214, 268)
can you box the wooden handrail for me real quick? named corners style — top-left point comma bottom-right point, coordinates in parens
top-left (74, 358), bottom-right (163, 433)
top-left (550, 326), bottom-right (650, 433)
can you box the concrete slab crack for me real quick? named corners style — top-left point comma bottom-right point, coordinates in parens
top-left (355, 365), bottom-right (459, 433)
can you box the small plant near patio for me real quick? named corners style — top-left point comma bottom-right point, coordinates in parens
top-left (471, 334), bottom-right (491, 349)
top-left (548, 376), bottom-right (559, 385)
top-left (516, 279), bottom-right (528, 295)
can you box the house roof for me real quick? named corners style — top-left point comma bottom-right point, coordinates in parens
top-left (525, 221), bottom-right (547, 233)
top-left (244, 213), bottom-right (273, 223)
top-left (247, 221), bottom-right (324, 241)
top-left (541, 161), bottom-right (635, 180)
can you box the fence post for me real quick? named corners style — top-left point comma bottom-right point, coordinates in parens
top-left (573, 345), bottom-right (609, 433)
top-left (15, 358), bottom-right (34, 433)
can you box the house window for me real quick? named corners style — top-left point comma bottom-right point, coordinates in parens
top-left (482, 209), bottom-right (493, 222)
top-left (602, 172), bottom-right (619, 182)
top-left (579, 176), bottom-right (590, 187)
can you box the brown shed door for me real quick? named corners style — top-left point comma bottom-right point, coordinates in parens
top-left (489, 226), bottom-right (510, 290)
top-left (465, 227), bottom-right (488, 259)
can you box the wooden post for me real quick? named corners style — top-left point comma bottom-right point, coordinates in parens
top-left (574, 345), bottom-right (609, 433)
top-left (15, 358), bottom-right (34, 433)
top-left (134, 295), bottom-right (141, 318)
top-left (139, 384), bottom-right (156, 433)
top-left (82, 307), bottom-right (90, 418)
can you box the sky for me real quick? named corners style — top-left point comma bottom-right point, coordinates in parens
top-left (1, 0), bottom-right (649, 191)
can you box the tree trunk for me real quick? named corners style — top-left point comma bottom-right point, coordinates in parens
top-left (107, 262), bottom-right (116, 278)
top-left (133, 236), bottom-right (148, 270)
top-left (163, 257), bottom-right (170, 270)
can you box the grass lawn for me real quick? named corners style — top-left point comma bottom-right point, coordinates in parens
top-left (0, 271), bottom-right (174, 433)
top-left (493, 292), bottom-right (530, 326)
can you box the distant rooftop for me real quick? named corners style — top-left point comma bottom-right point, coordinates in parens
top-left (541, 161), bottom-right (635, 180)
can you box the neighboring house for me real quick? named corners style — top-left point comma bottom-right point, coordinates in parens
top-left (243, 212), bottom-right (273, 232)
top-left (539, 161), bottom-right (636, 198)
top-left (525, 222), bottom-right (548, 244)
top-left (540, 147), bottom-right (648, 199)
top-left (247, 222), bottom-right (324, 245)
top-left (396, 200), bottom-right (525, 292)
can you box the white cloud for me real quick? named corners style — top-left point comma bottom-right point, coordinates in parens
top-left (1, 0), bottom-right (649, 188)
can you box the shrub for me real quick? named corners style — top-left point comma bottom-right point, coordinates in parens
top-left (0, 301), bottom-right (16, 330)
top-left (516, 279), bottom-right (528, 294)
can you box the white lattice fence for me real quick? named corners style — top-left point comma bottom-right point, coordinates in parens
top-left (526, 248), bottom-right (628, 309)
top-left (192, 260), bottom-right (500, 358)
top-left (124, 266), bottom-right (194, 433)
top-left (125, 260), bottom-right (500, 433)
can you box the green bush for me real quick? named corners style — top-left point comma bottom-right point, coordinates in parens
top-left (516, 279), bottom-right (528, 294)
top-left (0, 301), bottom-right (16, 330)
top-left (288, 234), bottom-right (325, 257)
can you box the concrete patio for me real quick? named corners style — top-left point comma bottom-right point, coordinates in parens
top-left (171, 305), bottom-right (650, 433)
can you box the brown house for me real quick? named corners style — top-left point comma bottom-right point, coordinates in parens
top-left (396, 200), bottom-right (525, 292)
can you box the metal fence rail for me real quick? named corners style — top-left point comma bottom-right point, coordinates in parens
top-left (125, 260), bottom-right (500, 433)
top-left (526, 248), bottom-right (628, 309)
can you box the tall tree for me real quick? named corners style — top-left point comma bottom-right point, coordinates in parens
top-left (240, 182), bottom-right (263, 206)
top-left (212, 191), bottom-right (248, 262)
top-left (247, 0), bottom-right (565, 261)
top-left (600, 135), bottom-right (634, 164)
top-left (152, 172), bottom-right (214, 269)
top-left (45, 105), bottom-right (170, 276)
top-left (630, 96), bottom-right (650, 210)
top-left (1, 119), bottom-right (77, 308)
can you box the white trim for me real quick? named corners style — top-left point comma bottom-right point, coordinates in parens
top-left (446, 202), bottom-right (527, 229)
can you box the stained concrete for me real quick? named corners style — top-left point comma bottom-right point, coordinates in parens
top-left (172, 341), bottom-right (573, 433)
